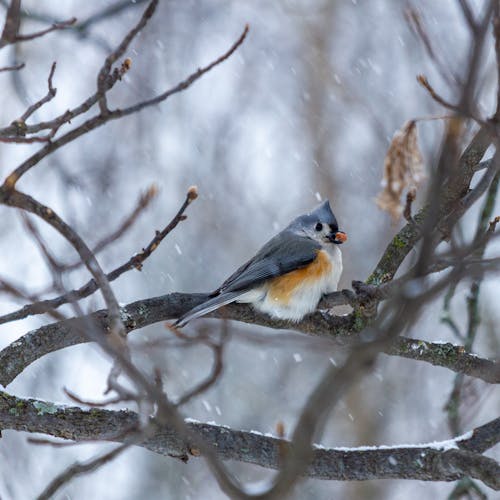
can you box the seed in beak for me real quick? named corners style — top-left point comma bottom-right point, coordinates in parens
top-left (335, 231), bottom-right (347, 243)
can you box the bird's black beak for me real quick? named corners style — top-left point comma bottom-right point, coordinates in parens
top-left (328, 230), bottom-right (347, 244)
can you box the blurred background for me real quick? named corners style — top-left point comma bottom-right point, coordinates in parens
top-left (0, 0), bottom-right (499, 498)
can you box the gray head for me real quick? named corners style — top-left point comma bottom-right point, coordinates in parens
top-left (287, 200), bottom-right (347, 245)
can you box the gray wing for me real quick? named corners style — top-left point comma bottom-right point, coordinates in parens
top-left (175, 231), bottom-right (320, 327)
top-left (175, 291), bottom-right (243, 327)
top-left (214, 231), bottom-right (321, 294)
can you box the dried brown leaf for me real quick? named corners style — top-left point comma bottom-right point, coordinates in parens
top-left (376, 120), bottom-right (425, 222)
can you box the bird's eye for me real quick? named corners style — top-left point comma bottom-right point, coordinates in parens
top-left (315, 222), bottom-right (323, 232)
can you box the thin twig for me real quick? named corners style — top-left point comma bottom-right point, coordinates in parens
top-left (19, 62), bottom-right (57, 122)
top-left (406, 7), bottom-right (459, 86)
top-left (417, 74), bottom-right (462, 112)
top-left (96, 0), bottom-right (158, 113)
top-left (403, 190), bottom-right (416, 222)
top-left (1, 190), bottom-right (125, 340)
top-left (0, 186), bottom-right (196, 325)
top-left (37, 443), bottom-right (129, 500)
top-left (20, 212), bottom-right (63, 275)
top-left (0, 133), bottom-right (55, 143)
top-left (0, 0), bottom-right (146, 35)
top-left (175, 321), bottom-right (228, 406)
top-left (0, 21), bottom-right (248, 189)
top-left (64, 387), bottom-right (136, 408)
top-left (108, 24), bottom-right (250, 118)
top-left (457, 0), bottom-right (478, 32)
top-left (0, 275), bottom-right (65, 321)
top-left (15, 17), bottom-right (76, 42)
top-left (76, 0), bottom-right (149, 33)
top-left (0, 62), bottom-right (24, 72)
top-left (61, 184), bottom-right (158, 271)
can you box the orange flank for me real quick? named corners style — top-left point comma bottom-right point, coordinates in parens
top-left (267, 250), bottom-right (332, 304)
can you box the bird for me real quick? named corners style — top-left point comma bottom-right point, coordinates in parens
top-left (175, 200), bottom-right (346, 327)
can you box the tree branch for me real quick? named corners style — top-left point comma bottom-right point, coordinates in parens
top-left (386, 337), bottom-right (500, 384)
top-left (0, 391), bottom-right (498, 488)
top-left (0, 190), bottom-right (124, 337)
top-left (14, 17), bottom-right (76, 43)
top-left (0, 12), bottom-right (248, 188)
top-left (60, 184), bottom-right (158, 272)
top-left (0, 61), bottom-right (24, 72)
top-left (0, 293), bottom-right (497, 388)
top-left (0, 0), bottom-right (20, 49)
top-left (37, 443), bottom-right (129, 500)
top-left (0, 186), bottom-right (196, 325)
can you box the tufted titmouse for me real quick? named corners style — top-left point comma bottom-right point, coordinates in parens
top-left (175, 200), bottom-right (346, 326)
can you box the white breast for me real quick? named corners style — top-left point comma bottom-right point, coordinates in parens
top-left (238, 244), bottom-right (343, 322)
top-left (323, 243), bottom-right (343, 293)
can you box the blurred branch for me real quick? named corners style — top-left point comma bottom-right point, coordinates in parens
top-left (0, 274), bottom-right (65, 321)
top-left (0, 2), bottom-right (248, 188)
top-left (20, 211), bottom-right (67, 292)
top-left (106, 24), bottom-right (249, 118)
top-left (0, 61), bottom-right (23, 72)
top-left (61, 184), bottom-right (158, 271)
top-left (14, 16), bottom-right (76, 42)
top-left (458, 0), bottom-right (479, 33)
top-left (406, 7), bottom-right (460, 86)
top-left (37, 443), bottom-right (129, 500)
top-left (1, 291), bottom-right (498, 388)
top-left (64, 387), bottom-right (136, 408)
top-left (0, 0), bottom-right (20, 49)
top-left (368, 125), bottom-right (492, 288)
top-left (0, 186), bottom-right (196, 325)
top-left (493, 2), bottom-right (500, 120)
top-left (442, 166), bottom-right (500, 499)
top-left (76, 0), bottom-right (149, 34)
top-left (0, 0), bottom-right (74, 48)
top-left (174, 321), bottom-right (228, 407)
top-left (0, 0), bottom-right (497, 495)
top-left (0, 391), bottom-right (498, 488)
top-left (0, 189), bottom-right (125, 339)
top-left (0, 0), bottom-right (148, 39)
top-left (96, 0), bottom-right (158, 114)
top-left (417, 74), bottom-right (461, 112)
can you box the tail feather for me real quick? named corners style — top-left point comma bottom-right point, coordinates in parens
top-left (175, 292), bottom-right (242, 327)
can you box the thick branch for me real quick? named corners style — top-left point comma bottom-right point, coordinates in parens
top-left (0, 392), bottom-right (498, 488)
top-left (0, 294), bottom-right (353, 387)
top-left (386, 337), bottom-right (500, 384)
top-left (367, 126), bottom-right (491, 287)
top-left (0, 293), bottom-right (497, 388)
